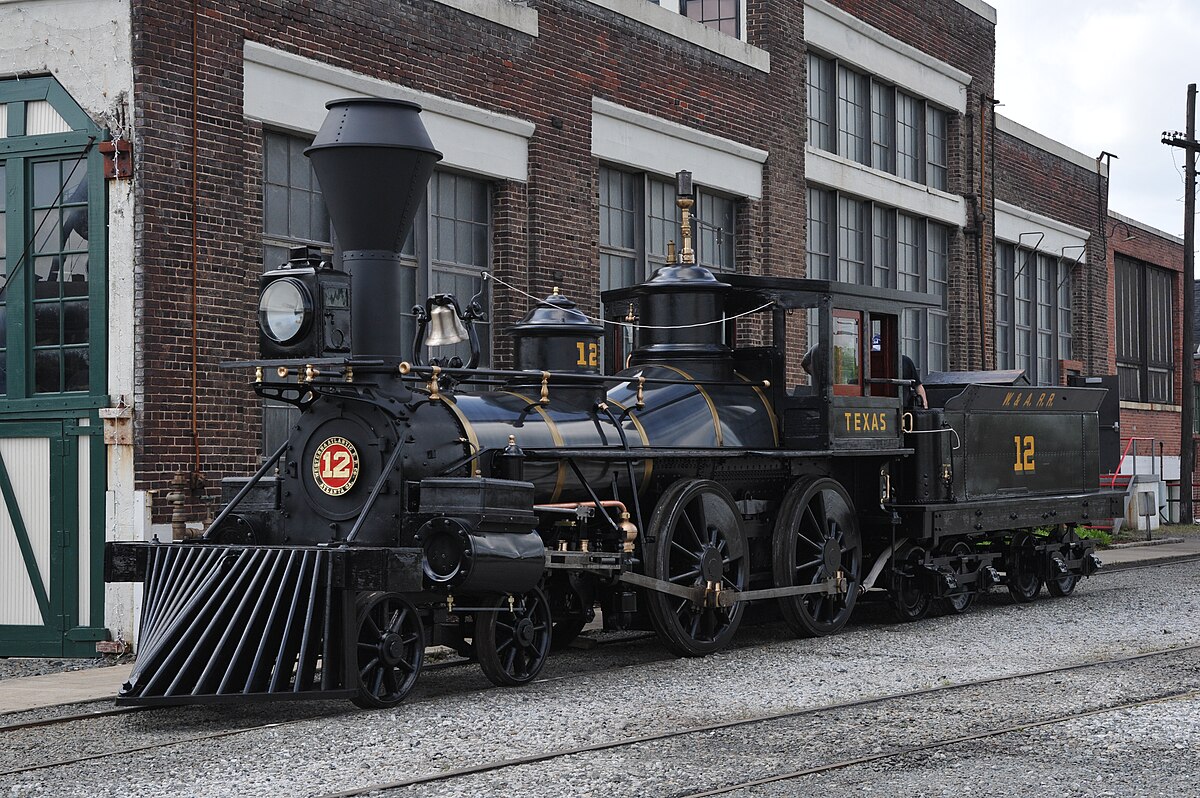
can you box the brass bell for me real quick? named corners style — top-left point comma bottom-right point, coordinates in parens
top-left (425, 303), bottom-right (469, 348)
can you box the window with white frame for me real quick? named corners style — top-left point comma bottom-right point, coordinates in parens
top-left (599, 165), bottom-right (736, 291)
top-left (806, 185), bottom-right (951, 373)
top-left (808, 52), bottom-right (949, 192)
top-left (993, 242), bottom-right (1072, 385)
top-left (679, 0), bottom-right (740, 37)
top-left (1115, 255), bottom-right (1173, 403)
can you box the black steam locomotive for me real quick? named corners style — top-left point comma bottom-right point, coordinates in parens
top-left (106, 99), bottom-right (1119, 708)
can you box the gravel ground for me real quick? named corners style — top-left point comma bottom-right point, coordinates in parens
top-left (2, 560), bottom-right (1198, 797)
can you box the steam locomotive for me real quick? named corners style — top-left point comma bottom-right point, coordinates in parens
top-left (105, 99), bottom-right (1119, 708)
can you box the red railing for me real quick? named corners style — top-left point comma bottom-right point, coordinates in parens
top-left (1107, 436), bottom-right (1158, 490)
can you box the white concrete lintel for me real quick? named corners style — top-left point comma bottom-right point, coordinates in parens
top-left (431, 0), bottom-right (538, 37)
top-left (956, 0), bottom-right (997, 24)
top-left (581, 0), bottom-right (770, 73)
top-left (243, 41), bottom-right (534, 182)
top-left (592, 97), bottom-right (767, 199)
top-left (805, 0), bottom-right (970, 114)
top-left (995, 199), bottom-right (1091, 261)
top-left (996, 114), bottom-right (1106, 177)
top-left (805, 146), bottom-right (967, 227)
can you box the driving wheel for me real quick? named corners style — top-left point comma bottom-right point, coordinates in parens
top-left (772, 478), bottom-right (862, 637)
top-left (644, 479), bottom-right (748, 657)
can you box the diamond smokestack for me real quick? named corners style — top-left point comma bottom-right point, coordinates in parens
top-left (305, 98), bottom-right (442, 358)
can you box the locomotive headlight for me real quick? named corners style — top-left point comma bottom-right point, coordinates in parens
top-left (259, 277), bottom-right (313, 344)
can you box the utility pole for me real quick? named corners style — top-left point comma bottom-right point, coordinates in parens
top-left (1163, 83), bottom-right (1197, 524)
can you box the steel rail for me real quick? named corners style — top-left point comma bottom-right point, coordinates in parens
top-left (316, 642), bottom-right (1200, 798)
top-left (682, 689), bottom-right (1200, 798)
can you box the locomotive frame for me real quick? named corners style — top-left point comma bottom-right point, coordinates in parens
top-left (105, 98), bottom-right (1119, 709)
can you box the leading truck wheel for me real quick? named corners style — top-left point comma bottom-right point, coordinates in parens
top-left (475, 587), bottom-right (552, 687)
top-left (772, 478), bottom-right (862, 638)
top-left (352, 592), bottom-right (425, 709)
top-left (644, 479), bottom-right (748, 657)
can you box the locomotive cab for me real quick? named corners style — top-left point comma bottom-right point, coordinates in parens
top-left (604, 274), bottom-right (941, 454)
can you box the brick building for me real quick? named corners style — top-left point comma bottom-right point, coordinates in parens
top-left (0, 0), bottom-right (1188, 655)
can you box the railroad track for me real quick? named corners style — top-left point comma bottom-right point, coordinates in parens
top-left (681, 687), bottom-right (1200, 798)
top-left (0, 632), bottom-right (661, 778)
top-left (316, 642), bottom-right (1200, 798)
top-left (2, 560), bottom-right (1194, 783)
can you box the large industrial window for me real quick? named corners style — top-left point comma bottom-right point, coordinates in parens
top-left (262, 133), bottom-right (494, 454)
top-left (808, 51), bottom-right (952, 193)
top-left (993, 242), bottom-right (1073, 385)
top-left (1115, 255), bottom-right (1173, 403)
top-left (804, 185), bottom-right (952, 374)
top-left (0, 77), bottom-right (106, 403)
top-left (262, 132), bottom-right (332, 270)
top-left (599, 165), bottom-right (737, 291)
top-left (401, 171), bottom-right (493, 369)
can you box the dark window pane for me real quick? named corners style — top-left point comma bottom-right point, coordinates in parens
top-left (264, 184), bottom-right (288, 235)
top-left (63, 347), bottom-right (88, 391)
top-left (64, 300), bottom-right (88, 344)
top-left (0, 350), bottom-right (6, 395)
top-left (33, 209), bottom-right (60, 254)
top-left (63, 257), bottom-right (89, 293)
top-left (34, 302), bottom-right (60, 346)
top-left (0, 163), bottom-right (6, 212)
top-left (63, 158), bottom-right (87, 203)
top-left (34, 349), bottom-right (61, 393)
top-left (33, 160), bottom-right (59, 207)
top-left (265, 134), bottom-right (288, 184)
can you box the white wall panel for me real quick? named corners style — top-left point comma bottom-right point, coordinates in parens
top-left (0, 438), bottom-right (50, 626)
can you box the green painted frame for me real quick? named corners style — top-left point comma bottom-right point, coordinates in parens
top-left (0, 77), bottom-right (109, 657)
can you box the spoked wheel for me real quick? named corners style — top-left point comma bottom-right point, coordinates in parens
top-left (475, 587), bottom-right (552, 687)
top-left (889, 544), bottom-right (931, 622)
top-left (939, 540), bottom-right (977, 615)
top-left (644, 479), bottom-right (748, 657)
top-left (1046, 528), bottom-right (1082, 597)
top-left (352, 591), bottom-right (425, 709)
top-left (1006, 530), bottom-right (1043, 603)
top-left (772, 478), bottom-right (862, 638)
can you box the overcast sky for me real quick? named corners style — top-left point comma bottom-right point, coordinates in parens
top-left (989, 0), bottom-right (1198, 248)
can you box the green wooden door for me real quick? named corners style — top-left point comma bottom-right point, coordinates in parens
top-left (0, 420), bottom-right (97, 656)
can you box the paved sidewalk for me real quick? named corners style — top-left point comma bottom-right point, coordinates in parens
top-left (0, 664), bottom-right (133, 714)
top-left (2, 537), bottom-right (1196, 715)
top-left (1098, 535), bottom-right (1200, 568)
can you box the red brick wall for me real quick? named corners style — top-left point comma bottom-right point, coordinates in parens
top-left (992, 131), bottom-right (1108, 376)
top-left (130, 0), bottom-right (806, 520)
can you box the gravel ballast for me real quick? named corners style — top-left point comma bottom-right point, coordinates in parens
top-left (2, 561), bottom-right (1198, 797)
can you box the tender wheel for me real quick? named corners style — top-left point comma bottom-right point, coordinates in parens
top-left (644, 479), bottom-right (748, 657)
top-left (772, 478), bottom-right (862, 638)
top-left (475, 587), bottom-right (552, 687)
top-left (1006, 530), bottom-right (1043, 603)
top-left (940, 540), bottom-right (978, 615)
top-left (352, 591), bottom-right (424, 709)
top-left (889, 544), bottom-right (931, 622)
top-left (1046, 528), bottom-right (1082, 597)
